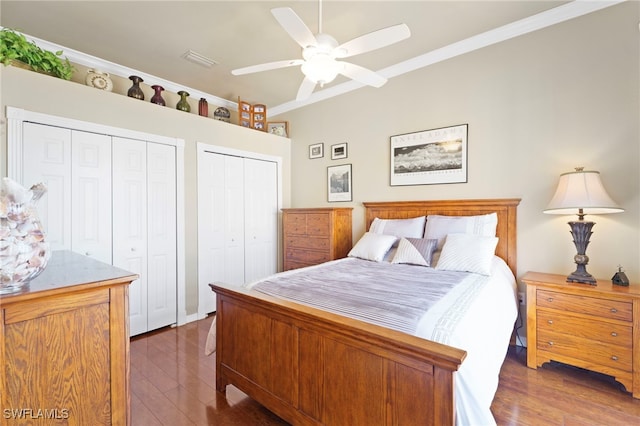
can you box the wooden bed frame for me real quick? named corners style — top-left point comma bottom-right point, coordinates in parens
top-left (210, 198), bottom-right (520, 425)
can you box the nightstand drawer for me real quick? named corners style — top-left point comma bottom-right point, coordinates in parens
top-left (537, 311), bottom-right (632, 347)
top-left (537, 329), bottom-right (632, 371)
top-left (537, 289), bottom-right (632, 321)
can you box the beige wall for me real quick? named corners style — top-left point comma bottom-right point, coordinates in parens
top-left (281, 2), bottom-right (640, 289)
top-left (0, 66), bottom-right (292, 316)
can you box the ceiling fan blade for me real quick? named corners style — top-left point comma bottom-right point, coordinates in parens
top-left (296, 77), bottom-right (317, 101)
top-left (334, 23), bottom-right (410, 58)
top-left (340, 62), bottom-right (387, 88)
top-left (231, 59), bottom-right (304, 76)
top-left (271, 7), bottom-right (317, 49)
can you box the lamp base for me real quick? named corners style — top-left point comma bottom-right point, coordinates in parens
top-left (566, 220), bottom-right (597, 285)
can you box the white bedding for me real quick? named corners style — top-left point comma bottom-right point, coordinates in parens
top-left (206, 255), bottom-right (517, 426)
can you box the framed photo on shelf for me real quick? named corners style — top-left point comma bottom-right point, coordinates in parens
top-left (267, 121), bottom-right (289, 137)
top-left (331, 143), bottom-right (348, 160)
top-left (327, 164), bottom-right (352, 202)
top-left (390, 124), bottom-right (468, 186)
top-left (309, 143), bottom-right (324, 159)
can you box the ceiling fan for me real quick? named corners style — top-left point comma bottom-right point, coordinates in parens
top-left (231, 1), bottom-right (411, 101)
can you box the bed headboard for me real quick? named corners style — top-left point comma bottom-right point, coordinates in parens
top-left (363, 199), bottom-right (520, 276)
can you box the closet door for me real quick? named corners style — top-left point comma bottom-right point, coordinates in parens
top-left (71, 131), bottom-right (112, 264)
top-left (198, 152), bottom-right (245, 315)
top-left (21, 123), bottom-right (72, 251)
top-left (146, 142), bottom-right (177, 331)
top-left (112, 137), bottom-right (148, 337)
top-left (244, 158), bottom-right (278, 282)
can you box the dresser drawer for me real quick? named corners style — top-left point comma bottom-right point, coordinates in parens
top-left (537, 290), bottom-right (632, 321)
top-left (285, 213), bottom-right (310, 235)
top-left (537, 329), bottom-right (632, 371)
top-left (537, 311), bottom-right (632, 347)
top-left (285, 249), bottom-right (331, 264)
top-left (306, 214), bottom-right (330, 236)
top-left (285, 236), bottom-right (330, 251)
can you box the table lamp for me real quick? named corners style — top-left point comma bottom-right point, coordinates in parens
top-left (543, 167), bottom-right (623, 284)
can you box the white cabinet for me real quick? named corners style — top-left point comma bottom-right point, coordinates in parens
top-left (17, 121), bottom-right (179, 336)
top-left (197, 149), bottom-right (279, 317)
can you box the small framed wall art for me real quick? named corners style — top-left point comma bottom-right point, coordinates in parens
top-left (327, 164), bottom-right (352, 202)
top-left (390, 123), bottom-right (468, 186)
top-left (309, 143), bottom-right (324, 159)
top-left (331, 143), bottom-right (348, 160)
top-left (267, 121), bottom-right (289, 137)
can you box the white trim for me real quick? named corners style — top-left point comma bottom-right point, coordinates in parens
top-left (6, 106), bottom-right (188, 328)
top-left (196, 142), bottom-right (283, 319)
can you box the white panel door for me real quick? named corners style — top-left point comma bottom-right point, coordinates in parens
top-left (146, 142), bottom-right (177, 332)
top-left (21, 123), bottom-right (72, 251)
top-left (243, 158), bottom-right (278, 283)
top-left (71, 131), bottom-right (112, 264)
top-left (112, 137), bottom-right (148, 336)
top-left (197, 152), bottom-right (245, 315)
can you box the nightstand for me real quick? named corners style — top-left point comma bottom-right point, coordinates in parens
top-left (522, 271), bottom-right (640, 399)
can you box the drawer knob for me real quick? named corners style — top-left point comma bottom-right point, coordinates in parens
top-left (547, 320), bottom-right (554, 325)
top-left (547, 297), bottom-right (554, 302)
top-left (611, 356), bottom-right (619, 361)
top-left (548, 341), bottom-right (554, 346)
top-left (611, 332), bottom-right (618, 337)
top-left (610, 308), bottom-right (618, 313)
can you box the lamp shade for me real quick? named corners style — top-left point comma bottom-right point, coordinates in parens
top-left (543, 168), bottom-right (623, 216)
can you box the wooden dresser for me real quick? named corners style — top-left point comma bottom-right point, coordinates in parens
top-left (523, 271), bottom-right (640, 399)
top-left (0, 250), bottom-right (137, 425)
top-left (282, 207), bottom-right (353, 271)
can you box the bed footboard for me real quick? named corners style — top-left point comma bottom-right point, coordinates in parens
top-left (211, 283), bottom-right (466, 426)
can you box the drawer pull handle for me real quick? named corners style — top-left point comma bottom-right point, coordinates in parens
top-left (610, 308), bottom-right (618, 313)
top-left (547, 320), bottom-right (554, 325)
top-left (611, 356), bottom-right (619, 361)
top-left (611, 332), bottom-right (618, 337)
top-left (547, 298), bottom-right (553, 302)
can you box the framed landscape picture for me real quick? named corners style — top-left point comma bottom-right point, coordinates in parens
top-left (309, 143), bottom-right (324, 159)
top-left (390, 124), bottom-right (468, 186)
top-left (327, 164), bottom-right (352, 202)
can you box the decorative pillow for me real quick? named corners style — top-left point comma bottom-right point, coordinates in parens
top-left (435, 233), bottom-right (499, 275)
top-left (391, 238), bottom-right (438, 267)
top-left (348, 232), bottom-right (397, 262)
top-left (424, 213), bottom-right (497, 249)
top-left (370, 216), bottom-right (426, 239)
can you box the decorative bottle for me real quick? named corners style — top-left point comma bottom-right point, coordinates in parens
top-left (127, 75), bottom-right (144, 100)
top-left (198, 98), bottom-right (208, 117)
top-left (150, 85), bottom-right (166, 106)
top-left (176, 91), bottom-right (190, 112)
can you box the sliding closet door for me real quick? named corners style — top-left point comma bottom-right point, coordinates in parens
top-left (21, 123), bottom-right (72, 251)
top-left (244, 158), bottom-right (278, 282)
top-left (112, 137), bottom-right (148, 336)
top-left (70, 131), bottom-right (112, 264)
top-left (146, 142), bottom-right (177, 331)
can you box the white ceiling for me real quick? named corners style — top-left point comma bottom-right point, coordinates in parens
top-left (0, 1), bottom-right (622, 115)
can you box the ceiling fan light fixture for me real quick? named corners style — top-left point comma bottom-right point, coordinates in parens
top-left (301, 54), bottom-right (343, 85)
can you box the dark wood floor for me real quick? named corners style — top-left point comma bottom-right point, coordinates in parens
top-left (131, 315), bottom-right (640, 426)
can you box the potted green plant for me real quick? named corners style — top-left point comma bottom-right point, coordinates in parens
top-left (0, 28), bottom-right (74, 80)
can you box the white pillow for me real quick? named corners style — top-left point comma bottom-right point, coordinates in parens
top-left (348, 232), bottom-right (397, 262)
top-left (435, 233), bottom-right (499, 275)
top-left (370, 216), bottom-right (426, 239)
top-left (391, 238), bottom-right (438, 267)
top-left (424, 213), bottom-right (497, 249)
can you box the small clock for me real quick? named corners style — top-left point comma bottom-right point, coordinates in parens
top-left (85, 69), bottom-right (113, 92)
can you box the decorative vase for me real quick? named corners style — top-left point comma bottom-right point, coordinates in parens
top-left (127, 75), bottom-right (145, 100)
top-left (213, 107), bottom-right (231, 123)
top-left (85, 69), bottom-right (113, 92)
top-left (0, 178), bottom-right (51, 294)
top-left (176, 91), bottom-right (190, 112)
top-left (198, 98), bottom-right (208, 117)
top-left (150, 85), bottom-right (166, 106)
